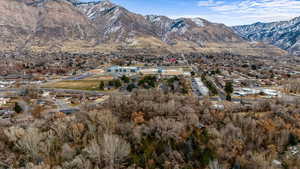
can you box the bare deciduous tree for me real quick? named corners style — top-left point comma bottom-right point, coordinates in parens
top-left (16, 127), bottom-right (43, 161)
top-left (102, 134), bottom-right (130, 168)
top-left (4, 126), bottom-right (25, 142)
top-left (209, 160), bottom-right (223, 169)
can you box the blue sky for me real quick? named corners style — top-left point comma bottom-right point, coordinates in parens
top-left (81, 0), bottom-right (300, 26)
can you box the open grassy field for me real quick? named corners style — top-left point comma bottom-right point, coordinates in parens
top-left (43, 80), bottom-right (103, 91)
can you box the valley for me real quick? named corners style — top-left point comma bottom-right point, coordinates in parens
top-left (0, 0), bottom-right (300, 169)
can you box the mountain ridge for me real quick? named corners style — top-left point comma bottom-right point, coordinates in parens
top-left (232, 16), bottom-right (300, 55)
top-left (0, 0), bottom-right (287, 56)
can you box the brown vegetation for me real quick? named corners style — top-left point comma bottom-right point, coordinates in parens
top-left (0, 89), bottom-right (299, 168)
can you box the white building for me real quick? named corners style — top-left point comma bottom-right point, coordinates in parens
top-left (234, 88), bottom-right (281, 97)
top-left (193, 78), bottom-right (209, 96)
top-left (42, 91), bottom-right (50, 97)
top-left (107, 66), bottom-right (139, 74)
top-left (261, 89), bottom-right (281, 97)
top-left (0, 97), bottom-right (10, 106)
top-left (140, 68), bottom-right (160, 75)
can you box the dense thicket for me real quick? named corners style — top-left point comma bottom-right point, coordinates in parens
top-left (0, 89), bottom-right (300, 169)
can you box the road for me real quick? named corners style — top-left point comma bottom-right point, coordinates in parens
top-left (0, 88), bottom-right (105, 96)
top-left (63, 73), bottom-right (93, 80)
top-left (55, 99), bottom-right (70, 110)
top-left (0, 88), bottom-right (19, 92)
top-left (206, 76), bottom-right (227, 100)
top-left (191, 77), bottom-right (209, 98)
top-left (42, 88), bottom-right (105, 96)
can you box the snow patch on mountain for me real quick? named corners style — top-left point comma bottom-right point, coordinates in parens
top-left (76, 0), bottom-right (117, 20)
top-left (74, 0), bottom-right (242, 46)
top-left (233, 16), bottom-right (300, 54)
top-left (191, 18), bottom-right (204, 27)
top-left (146, 15), bottom-right (162, 23)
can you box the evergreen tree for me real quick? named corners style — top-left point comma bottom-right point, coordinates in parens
top-left (225, 81), bottom-right (233, 94)
top-left (114, 79), bottom-right (122, 88)
top-left (121, 75), bottom-right (130, 83)
top-left (99, 81), bottom-right (105, 90)
top-left (127, 83), bottom-right (136, 92)
top-left (14, 102), bottom-right (23, 113)
top-left (225, 81), bottom-right (233, 101)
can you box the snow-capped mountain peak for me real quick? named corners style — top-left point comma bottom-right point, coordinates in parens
top-left (191, 18), bottom-right (205, 27)
top-left (232, 16), bottom-right (300, 55)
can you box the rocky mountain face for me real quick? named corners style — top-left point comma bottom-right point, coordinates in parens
top-left (0, 0), bottom-right (286, 56)
top-left (146, 16), bottom-right (241, 45)
top-left (232, 17), bottom-right (300, 55)
top-left (77, 0), bottom-right (156, 43)
top-left (76, 0), bottom-right (242, 45)
top-left (0, 0), bottom-right (97, 51)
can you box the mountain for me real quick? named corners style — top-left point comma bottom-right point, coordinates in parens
top-left (77, 0), bottom-right (242, 45)
top-left (77, 0), bottom-right (156, 43)
top-left (75, 0), bottom-right (286, 56)
top-left (0, 0), bottom-right (98, 51)
top-left (232, 17), bottom-right (300, 55)
top-left (0, 0), bottom-right (287, 56)
top-left (145, 16), bottom-right (241, 45)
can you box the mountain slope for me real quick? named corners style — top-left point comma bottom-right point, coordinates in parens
top-left (0, 0), bottom-right (98, 51)
top-left (77, 1), bottom-right (164, 43)
top-left (146, 16), bottom-right (242, 45)
top-left (0, 0), bottom-right (37, 51)
top-left (77, 1), bottom-right (242, 45)
top-left (0, 0), bottom-right (287, 56)
top-left (232, 17), bottom-right (300, 55)
top-left (75, 0), bottom-right (285, 56)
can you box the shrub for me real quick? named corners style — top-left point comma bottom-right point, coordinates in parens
top-left (60, 144), bottom-right (76, 161)
top-left (288, 133), bottom-right (299, 146)
top-left (224, 81), bottom-right (233, 95)
top-left (4, 126), bottom-right (25, 142)
top-left (102, 134), bottom-right (131, 168)
top-left (99, 81), bottom-right (105, 90)
top-left (67, 123), bottom-right (85, 144)
top-left (16, 128), bottom-right (43, 161)
top-left (14, 102), bottom-right (23, 113)
top-left (114, 79), bottom-right (122, 88)
top-left (121, 75), bottom-right (130, 83)
top-left (42, 130), bottom-right (62, 163)
top-left (209, 160), bottom-right (223, 169)
top-left (252, 101), bottom-right (271, 112)
top-left (86, 110), bottom-right (118, 134)
top-left (138, 76), bottom-right (157, 89)
top-left (25, 162), bottom-right (50, 169)
top-left (62, 155), bottom-right (92, 169)
top-left (283, 79), bottom-right (300, 94)
top-left (108, 79), bottom-right (122, 88)
top-left (127, 83), bottom-right (137, 92)
top-left (201, 75), bottom-right (218, 96)
top-left (148, 117), bottom-right (185, 141)
top-left (84, 139), bottom-right (102, 165)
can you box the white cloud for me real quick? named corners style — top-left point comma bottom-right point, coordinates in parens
top-left (198, 0), bottom-right (224, 7)
top-left (196, 0), bottom-right (300, 25)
